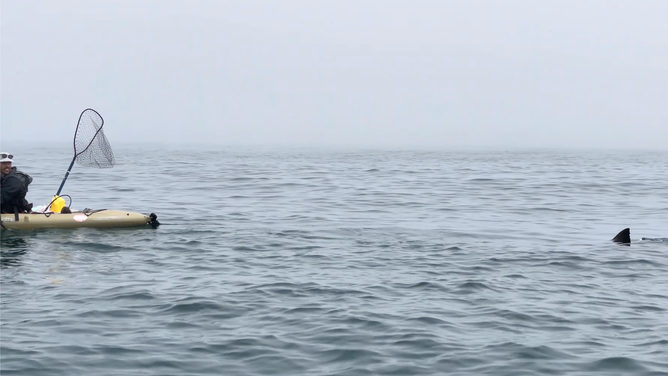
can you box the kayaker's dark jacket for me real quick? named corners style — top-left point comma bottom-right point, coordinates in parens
top-left (1, 167), bottom-right (33, 213)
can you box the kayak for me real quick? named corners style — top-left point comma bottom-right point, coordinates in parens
top-left (1, 210), bottom-right (160, 230)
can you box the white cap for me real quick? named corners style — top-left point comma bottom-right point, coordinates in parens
top-left (0, 152), bottom-right (14, 163)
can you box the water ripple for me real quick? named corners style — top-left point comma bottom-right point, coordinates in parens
top-left (2, 147), bottom-right (668, 375)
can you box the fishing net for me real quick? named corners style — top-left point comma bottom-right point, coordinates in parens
top-left (74, 109), bottom-right (115, 168)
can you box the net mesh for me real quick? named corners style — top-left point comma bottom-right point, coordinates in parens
top-left (74, 109), bottom-right (115, 168)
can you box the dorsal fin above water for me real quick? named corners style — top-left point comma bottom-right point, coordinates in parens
top-left (612, 228), bottom-right (631, 245)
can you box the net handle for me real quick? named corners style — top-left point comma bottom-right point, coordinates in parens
top-left (55, 157), bottom-right (76, 196)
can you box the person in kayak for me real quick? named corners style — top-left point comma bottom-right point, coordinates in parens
top-left (1, 152), bottom-right (34, 214)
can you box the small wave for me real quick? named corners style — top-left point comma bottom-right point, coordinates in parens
top-left (455, 281), bottom-right (498, 293)
top-left (546, 260), bottom-right (589, 269)
top-left (495, 309), bottom-right (536, 323)
top-left (0, 250), bottom-right (27, 268)
top-left (405, 316), bottom-right (450, 325)
top-left (631, 305), bottom-right (666, 312)
top-left (112, 291), bottom-right (156, 301)
top-left (158, 299), bottom-right (226, 314)
top-left (392, 281), bottom-right (448, 292)
top-left (317, 348), bottom-right (383, 364)
top-left (638, 339), bottom-right (668, 346)
top-left (505, 274), bottom-right (528, 279)
top-left (96, 345), bottom-right (145, 356)
top-left (75, 309), bottom-right (144, 319)
top-left (61, 241), bottom-right (126, 252)
top-left (165, 321), bottom-right (202, 329)
top-left (527, 206), bottom-right (569, 212)
top-left (282, 306), bottom-right (327, 314)
top-left (513, 345), bottom-right (573, 360)
top-left (585, 356), bottom-right (649, 372)
top-left (603, 259), bottom-right (659, 266)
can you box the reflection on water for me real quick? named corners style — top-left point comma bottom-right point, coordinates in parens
top-left (1, 235), bottom-right (28, 268)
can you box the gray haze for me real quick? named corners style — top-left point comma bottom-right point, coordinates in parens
top-left (2, 0), bottom-right (667, 150)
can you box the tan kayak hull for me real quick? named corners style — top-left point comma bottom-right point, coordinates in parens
top-left (1, 210), bottom-right (152, 230)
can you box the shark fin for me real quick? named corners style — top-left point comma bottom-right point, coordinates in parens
top-left (612, 228), bottom-right (631, 245)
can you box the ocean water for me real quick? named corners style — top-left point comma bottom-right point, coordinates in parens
top-left (1, 144), bottom-right (667, 376)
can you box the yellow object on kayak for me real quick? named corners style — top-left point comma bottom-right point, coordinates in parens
top-left (49, 195), bottom-right (66, 213)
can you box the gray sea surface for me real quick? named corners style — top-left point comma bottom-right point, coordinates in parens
top-left (2, 144), bottom-right (667, 376)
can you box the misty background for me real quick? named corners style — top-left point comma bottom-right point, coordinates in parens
top-left (2, 0), bottom-right (667, 150)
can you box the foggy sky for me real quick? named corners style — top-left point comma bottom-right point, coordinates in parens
top-left (2, 0), bottom-right (667, 150)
